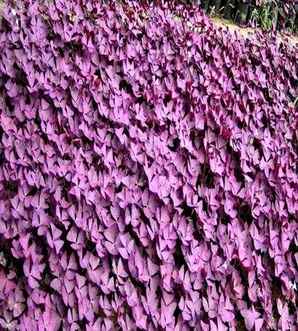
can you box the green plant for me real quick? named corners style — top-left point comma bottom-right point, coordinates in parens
top-left (250, 1), bottom-right (278, 31)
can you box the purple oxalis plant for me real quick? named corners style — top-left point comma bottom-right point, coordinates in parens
top-left (0, 0), bottom-right (297, 330)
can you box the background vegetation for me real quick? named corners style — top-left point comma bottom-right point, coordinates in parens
top-left (199, 0), bottom-right (298, 33)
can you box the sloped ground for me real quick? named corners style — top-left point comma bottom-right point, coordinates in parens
top-left (0, 1), bottom-right (297, 330)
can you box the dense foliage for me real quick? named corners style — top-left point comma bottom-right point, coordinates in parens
top-left (200, 0), bottom-right (298, 32)
top-left (0, 0), bottom-right (297, 330)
